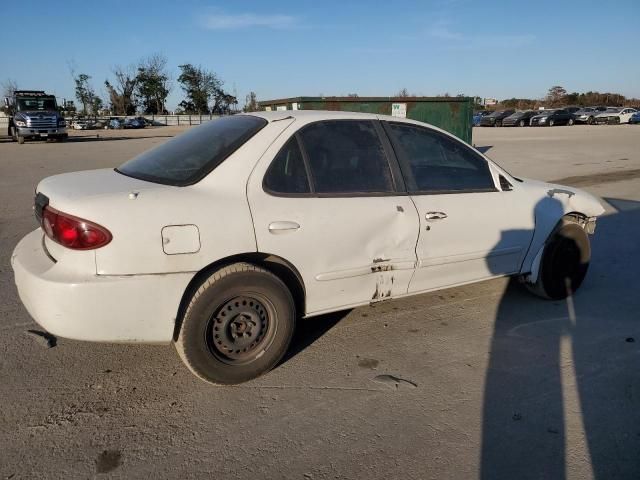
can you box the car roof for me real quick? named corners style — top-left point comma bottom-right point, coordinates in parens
top-left (246, 110), bottom-right (381, 122)
top-left (243, 109), bottom-right (456, 139)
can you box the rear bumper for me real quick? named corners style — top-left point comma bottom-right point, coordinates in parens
top-left (11, 229), bottom-right (194, 343)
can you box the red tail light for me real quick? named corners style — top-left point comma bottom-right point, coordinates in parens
top-left (42, 206), bottom-right (112, 250)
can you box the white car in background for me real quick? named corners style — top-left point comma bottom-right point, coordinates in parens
top-left (11, 111), bottom-right (604, 384)
top-left (595, 107), bottom-right (638, 124)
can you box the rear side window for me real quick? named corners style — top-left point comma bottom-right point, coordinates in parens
top-left (298, 120), bottom-right (394, 194)
top-left (263, 136), bottom-right (310, 194)
top-left (385, 122), bottom-right (495, 193)
top-left (117, 115), bottom-right (267, 186)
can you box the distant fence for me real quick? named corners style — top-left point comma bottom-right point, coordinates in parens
top-left (0, 114), bottom-right (220, 130)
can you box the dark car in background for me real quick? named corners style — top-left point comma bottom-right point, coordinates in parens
top-left (473, 110), bottom-right (491, 126)
top-left (502, 110), bottom-right (539, 127)
top-left (479, 109), bottom-right (515, 127)
top-left (123, 117), bottom-right (146, 129)
top-left (564, 106), bottom-right (581, 115)
top-left (573, 106), bottom-right (607, 124)
top-left (530, 109), bottom-right (574, 126)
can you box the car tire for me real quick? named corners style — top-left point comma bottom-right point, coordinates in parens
top-left (525, 219), bottom-right (591, 300)
top-left (568, 118), bottom-right (574, 126)
top-left (519, 120), bottom-right (525, 127)
top-left (175, 262), bottom-right (296, 385)
top-left (17, 135), bottom-right (25, 144)
top-left (587, 116), bottom-right (595, 125)
top-left (549, 119), bottom-right (555, 127)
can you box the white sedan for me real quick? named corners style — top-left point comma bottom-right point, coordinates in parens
top-left (595, 107), bottom-right (638, 124)
top-left (11, 111), bottom-right (604, 384)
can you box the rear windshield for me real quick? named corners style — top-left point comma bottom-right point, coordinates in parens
top-left (116, 115), bottom-right (267, 186)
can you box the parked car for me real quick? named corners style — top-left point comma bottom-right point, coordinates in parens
top-left (11, 111), bottom-right (604, 385)
top-left (123, 117), bottom-right (146, 129)
top-left (530, 109), bottom-right (574, 126)
top-left (572, 107), bottom-right (601, 125)
top-left (629, 111), bottom-right (640, 124)
top-left (473, 110), bottom-right (491, 126)
top-left (564, 106), bottom-right (581, 115)
top-left (106, 118), bottom-right (125, 129)
top-left (479, 109), bottom-right (515, 127)
top-left (72, 119), bottom-right (95, 130)
top-left (501, 110), bottom-right (539, 127)
top-left (594, 107), bottom-right (638, 124)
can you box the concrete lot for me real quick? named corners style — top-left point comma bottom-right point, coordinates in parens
top-left (0, 124), bottom-right (639, 479)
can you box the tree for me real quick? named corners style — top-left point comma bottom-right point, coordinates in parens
top-left (105, 65), bottom-right (138, 115)
top-left (346, 93), bottom-right (359, 97)
top-left (177, 64), bottom-right (221, 114)
top-left (73, 73), bottom-right (101, 115)
top-left (212, 89), bottom-right (238, 114)
top-left (546, 85), bottom-right (567, 106)
top-left (396, 88), bottom-right (411, 98)
top-left (136, 54), bottom-right (171, 114)
top-left (1, 79), bottom-right (18, 114)
top-left (243, 91), bottom-right (259, 112)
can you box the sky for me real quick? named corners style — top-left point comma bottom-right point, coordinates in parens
top-left (1, 0), bottom-right (639, 110)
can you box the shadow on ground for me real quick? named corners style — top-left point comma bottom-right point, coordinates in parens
top-left (480, 198), bottom-right (640, 479)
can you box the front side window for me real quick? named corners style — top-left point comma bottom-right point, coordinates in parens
top-left (298, 120), bottom-right (394, 194)
top-left (117, 115), bottom-right (267, 186)
top-left (385, 122), bottom-right (495, 193)
top-left (263, 136), bottom-right (310, 194)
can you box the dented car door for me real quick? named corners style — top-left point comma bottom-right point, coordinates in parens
top-left (247, 119), bottom-right (420, 315)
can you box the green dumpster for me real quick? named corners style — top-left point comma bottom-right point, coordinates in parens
top-left (258, 96), bottom-right (473, 144)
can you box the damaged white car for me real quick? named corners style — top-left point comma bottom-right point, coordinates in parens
top-left (12, 111), bottom-right (604, 384)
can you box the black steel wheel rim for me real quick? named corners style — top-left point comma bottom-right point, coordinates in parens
top-left (205, 294), bottom-right (277, 365)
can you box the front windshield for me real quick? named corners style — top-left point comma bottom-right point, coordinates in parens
top-left (605, 107), bottom-right (621, 113)
top-left (538, 110), bottom-right (555, 116)
top-left (16, 96), bottom-right (58, 112)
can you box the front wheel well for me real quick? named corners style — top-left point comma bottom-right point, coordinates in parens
top-left (172, 253), bottom-right (306, 341)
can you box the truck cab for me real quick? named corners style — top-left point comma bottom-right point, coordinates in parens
top-left (4, 90), bottom-right (68, 144)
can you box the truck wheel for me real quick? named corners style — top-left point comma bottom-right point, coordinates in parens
top-left (175, 263), bottom-right (296, 385)
top-left (17, 135), bottom-right (25, 144)
top-left (525, 220), bottom-right (591, 300)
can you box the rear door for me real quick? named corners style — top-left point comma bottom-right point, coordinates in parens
top-left (247, 119), bottom-right (420, 315)
top-left (382, 121), bottom-right (535, 293)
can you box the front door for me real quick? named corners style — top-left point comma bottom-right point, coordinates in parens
top-left (382, 121), bottom-right (534, 293)
top-left (248, 119), bottom-right (420, 315)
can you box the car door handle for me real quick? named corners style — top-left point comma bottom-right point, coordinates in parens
top-left (268, 221), bottom-right (300, 234)
top-left (425, 211), bottom-right (448, 221)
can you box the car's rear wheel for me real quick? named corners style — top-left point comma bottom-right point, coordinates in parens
top-left (587, 116), bottom-right (595, 125)
top-left (175, 263), bottom-right (296, 385)
top-left (519, 119), bottom-right (525, 127)
top-left (525, 220), bottom-right (591, 300)
top-left (549, 119), bottom-right (555, 127)
top-left (568, 118), bottom-right (574, 126)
